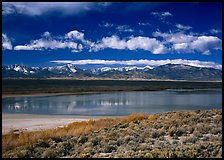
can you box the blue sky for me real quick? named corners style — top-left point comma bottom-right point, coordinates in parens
top-left (2, 2), bottom-right (222, 69)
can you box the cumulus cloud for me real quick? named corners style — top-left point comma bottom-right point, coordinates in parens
top-left (190, 36), bottom-right (222, 54)
top-left (153, 31), bottom-right (196, 43)
top-left (176, 24), bottom-right (192, 30)
top-left (14, 30), bottom-right (86, 52)
top-left (153, 31), bottom-right (222, 54)
top-left (50, 59), bottom-right (222, 70)
top-left (14, 39), bottom-right (80, 51)
top-left (2, 2), bottom-right (111, 16)
top-left (7, 28), bottom-right (223, 55)
top-left (65, 30), bottom-right (85, 42)
top-left (90, 35), bottom-right (167, 54)
top-left (2, 33), bottom-right (13, 50)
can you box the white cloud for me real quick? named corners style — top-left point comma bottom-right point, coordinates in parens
top-left (14, 39), bottom-right (80, 51)
top-left (138, 22), bottom-right (151, 26)
top-left (2, 33), bottom-right (13, 50)
top-left (8, 28), bottom-right (223, 55)
top-left (50, 59), bottom-right (222, 70)
top-left (2, 2), bottom-right (111, 16)
top-left (209, 29), bottom-right (222, 34)
top-left (153, 31), bottom-right (222, 54)
top-left (99, 22), bottom-right (115, 28)
top-left (162, 12), bottom-right (172, 17)
top-left (91, 35), bottom-right (167, 54)
top-left (14, 45), bottom-right (33, 50)
top-left (99, 23), bottom-right (135, 33)
top-left (14, 30), bottom-right (86, 52)
top-left (42, 31), bottom-right (51, 38)
top-left (153, 31), bottom-right (196, 43)
top-left (151, 11), bottom-right (173, 19)
top-left (126, 37), bottom-right (167, 54)
top-left (101, 35), bottom-right (126, 49)
top-left (176, 24), bottom-right (192, 30)
top-left (190, 36), bottom-right (222, 54)
top-left (65, 30), bottom-right (85, 41)
top-left (116, 25), bottom-right (134, 32)
top-left (172, 43), bottom-right (191, 53)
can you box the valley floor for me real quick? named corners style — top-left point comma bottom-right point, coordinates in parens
top-left (2, 109), bottom-right (222, 158)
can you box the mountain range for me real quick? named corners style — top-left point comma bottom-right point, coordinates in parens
top-left (2, 64), bottom-right (222, 81)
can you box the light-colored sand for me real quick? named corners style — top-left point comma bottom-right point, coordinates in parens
top-left (2, 113), bottom-right (117, 135)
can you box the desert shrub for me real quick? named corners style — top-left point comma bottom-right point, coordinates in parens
top-left (124, 135), bottom-right (132, 143)
top-left (82, 147), bottom-right (95, 155)
top-left (119, 123), bottom-right (129, 128)
top-left (193, 130), bottom-right (203, 138)
top-left (104, 145), bottom-right (116, 153)
top-left (162, 123), bottom-right (170, 131)
top-left (108, 140), bottom-right (117, 146)
top-left (168, 126), bottom-right (176, 137)
top-left (176, 127), bottom-right (186, 137)
top-left (145, 152), bottom-right (153, 158)
top-left (186, 135), bottom-right (198, 144)
top-left (211, 127), bottom-right (222, 135)
top-left (196, 123), bottom-right (212, 134)
top-left (213, 115), bottom-right (222, 124)
top-left (62, 141), bottom-right (72, 150)
top-left (78, 136), bottom-right (88, 144)
top-left (116, 138), bottom-right (124, 146)
top-left (148, 115), bottom-right (159, 121)
top-left (187, 126), bottom-right (194, 134)
top-left (151, 131), bottom-right (160, 139)
top-left (108, 131), bottom-right (118, 140)
top-left (41, 148), bottom-right (57, 158)
top-left (35, 139), bottom-right (50, 148)
top-left (14, 149), bottom-right (29, 158)
top-left (51, 137), bottom-right (63, 143)
top-left (150, 148), bottom-right (161, 158)
top-left (92, 137), bottom-right (101, 146)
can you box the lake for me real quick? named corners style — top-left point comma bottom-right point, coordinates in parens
top-left (2, 89), bottom-right (222, 116)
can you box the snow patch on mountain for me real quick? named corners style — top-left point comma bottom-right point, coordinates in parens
top-left (91, 66), bottom-right (153, 74)
top-left (66, 64), bottom-right (77, 73)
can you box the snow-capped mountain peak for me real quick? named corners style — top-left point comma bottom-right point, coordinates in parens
top-left (2, 64), bottom-right (222, 81)
top-left (7, 64), bottom-right (28, 73)
top-left (66, 64), bottom-right (77, 73)
top-left (91, 65), bottom-right (153, 73)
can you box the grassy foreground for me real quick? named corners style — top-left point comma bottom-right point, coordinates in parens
top-left (2, 109), bottom-right (222, 158)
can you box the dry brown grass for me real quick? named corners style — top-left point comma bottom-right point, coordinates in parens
top-left (2, 113), bottom-right (149, 152)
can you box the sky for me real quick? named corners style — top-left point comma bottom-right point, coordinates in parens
top-left (2, 2), bottom-right (222, 69)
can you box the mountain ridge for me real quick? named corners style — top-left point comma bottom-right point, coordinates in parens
top-left (2, 63), bottom-right (222, 81)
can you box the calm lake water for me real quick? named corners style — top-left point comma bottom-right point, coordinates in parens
top-left (2, 89), bottom-right (222, 116)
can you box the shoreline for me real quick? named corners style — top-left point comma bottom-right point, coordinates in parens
top-left (2, 92), bottom-right (101, 99)
top-left (2, 87), bottom-right (222, 99)
top-left (2, 113), bottom-right (123, 135)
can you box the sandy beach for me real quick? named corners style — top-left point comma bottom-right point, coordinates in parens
top-left (2, 113), bottom-right (117, 135)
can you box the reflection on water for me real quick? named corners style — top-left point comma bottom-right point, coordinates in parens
top-left (2, 89), bottom-right (222, 116)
